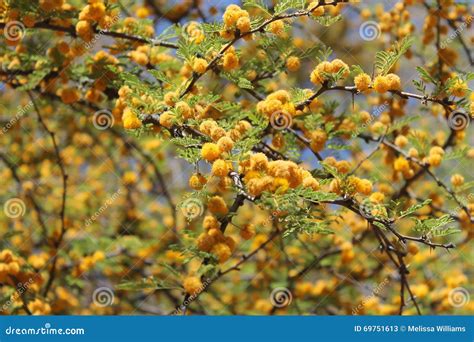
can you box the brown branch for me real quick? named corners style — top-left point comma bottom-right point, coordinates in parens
top-left (27, 92), bottom-right (68, 297)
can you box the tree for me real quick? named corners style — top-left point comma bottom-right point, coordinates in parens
top-left (0, 0), bottom-right (472, 315)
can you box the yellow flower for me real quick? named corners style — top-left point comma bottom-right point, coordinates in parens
top-left (449, 79), bottom-right (468, 97)
top-left (373, 75), bottom-right (390, 93)
top-left (269, 20), bottom-right (285, 35)
top-left (183, 276), bottom-right (203, 295)
top-left (451, 174), bottom-right (464, 187)
top-left (354, 73), bottom-right (371, 92)
top-left (192, 58), bottom-right (208, 74)
top-left (286, 56), bottom-right (301, 72)
top-left (189, 173), bottom-right (207, 190)
top-left (207, 196), bottom-right (228, 215)
top-left (211, 243), bottom-right (232, 263)
top-left (211, 159), bottom-right (230, 177)
top-left (394, 156), bottom-right (410, 172)
top-left (201, 143), bottom-right (221, 162)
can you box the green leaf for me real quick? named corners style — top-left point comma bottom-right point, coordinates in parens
top-left (296, 187), bottom-right (339, 203)
top-left (399, 199), bottom-right (432, 219)
top-left (411, 214), bottom-right (455, 236)
top-left (311, 14), bottom-right (342, 27)
top-left (243, 0), bottom-right (271, 16)
top-left (375, 36), bottom-right (413, 75)
top-left (237, 77), bottom-right (254, 89)
top-left (416, 66), bottom-right (437, 85)
top-left (117, 277), bottom-right (180, 291)
top-left (274, 0), bottom-right (306, 14)
top-left (17, 67), bottom-right (51, 91)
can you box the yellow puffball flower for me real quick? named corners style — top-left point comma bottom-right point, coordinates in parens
top-left (192, 58), bottom-right (208, 74)
top-left (308, 2), bottom-right (325, 17)
top-left (394, 135), bottom-right (408, 148)
top-left (356, 179), bottom-right (373, 195)
top-left (394, 156), bottom-right (410, 172)
top-left (207, 196), bottom-right (228, 215)
top-left (159, 111), bottom-right (175, 129)
top-left (189, 173), bottom-right (207, 190)
top-left (448, 79), bottom-right (468, 97)
top-left (451, 174), bottom-right (464, 187)
top-left (201, 143), bottom-right (221, 162)
top-left (211, 159), bottom-right (230, 177)
top-left (354, 73), bottom-right (371, 92)
top-left (286, 56), bottom-right (301, 72)
top-left (223, 52), bottom-right (239, 71)
top-left (386, 73), bottom-right (401, 90)
top-left (211, 243), bottom-right (232, 263)
top-left (236, 16), bottom-right (251, 33)
top-left (269, 20), bottom-right (285, 35)
top-left (75, 20), bottom-right (93, 41)
top-left (373, 75), bottom-right (390, 93)
top-left (217, 136), bottom-right (234, 152)
top-left (183, 276), bottom-right (203, 295)
top-left (123, 113), bottom-right (142, 130)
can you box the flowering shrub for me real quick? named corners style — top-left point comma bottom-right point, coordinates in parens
top-left (0, 0), bottom-right (473, 315)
